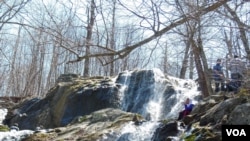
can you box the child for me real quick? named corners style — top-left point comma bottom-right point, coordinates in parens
top-left (177, 98), bottom-right (194, 120)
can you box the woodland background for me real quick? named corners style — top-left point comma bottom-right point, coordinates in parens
top-left (0, 0), bottom-right (249, 98)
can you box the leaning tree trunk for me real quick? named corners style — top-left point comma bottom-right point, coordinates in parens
top-left (190, 38), bottom-right (210, 98)
top-left (198, 38), bottom-right (214, 97)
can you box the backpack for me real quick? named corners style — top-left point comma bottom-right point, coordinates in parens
top-left (226, 81), bottom-right (239, 92)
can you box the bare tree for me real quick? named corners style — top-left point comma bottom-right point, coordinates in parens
top-left (67, 0), bottom-right (228, 63)
top-left (109, 0), bottom-right (116, 76)
top-left (6, 25), bottom-right (22, 97)
top-left (223, 3), bottom-right (250, 59)
top-left (83, 0), bottom-right (96, 77)
top-left (0, 0), bottom-right (31, 31)
top-left (1, 0), bottom-right (248, 99)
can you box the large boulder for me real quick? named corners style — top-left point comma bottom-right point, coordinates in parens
top-left (5, 74), bottom-right (121, 130)
top-left (199, 97), bottom-right (247, 126)
top-left (227, 102), bottom-right (250, 125)
top-left (151, 121), bottom-right (179, 141)
top-left (23, 108), bottom-right (136, 141)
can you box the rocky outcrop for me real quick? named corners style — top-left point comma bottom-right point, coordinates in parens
top-left (4, 69), bottom-right (186, 131)
top-left (2, 70), bottom-right (250, 141)
top-left (179, 94), bottom-right (250, 141)
top-left (150, 93), bottom-right (250, 141)
top-left (152, 121), bottom-right (179, 141)
top-left (23, 92), bottom-right (250, 141)
top-left (228, 102), bottom-right (250, 124)
top-left (5, 74), bottom-right (121, 130)
top-left (199, 97), bottom-right (247, 126)
top-left (23, 108), bottom-right (137, 141)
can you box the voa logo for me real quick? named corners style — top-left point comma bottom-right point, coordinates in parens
top-left (226, 129), bottom-right (246, 136)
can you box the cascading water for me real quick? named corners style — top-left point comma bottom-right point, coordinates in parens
top-left (114, 68), bottom-right (201, 141)
top-left (0, 109), bottom-right (7, 124)
top-left (166, 76), bottom-right (200, 119)
top-left (0, 109), bottom-right (34, 141)
top-left (0, 68), bottom-right (201, 141)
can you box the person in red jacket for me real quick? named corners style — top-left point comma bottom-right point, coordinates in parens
top-left (177, 98), bottom-right (194, 121)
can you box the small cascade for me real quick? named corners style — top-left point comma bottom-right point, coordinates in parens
top-left (116, 68), bottom-right (170, 121)
top-left (0, 130), bottom-right (34, 141)
top-left (0, 109), bottom-right (7, 124)
top-left (114, 68), bottom-right (201, 141)
top-left (116, 121), bottom-right (160, 141)
top-left (115, 70), bottom-right (132, 110)
top-left (0, 68), bottom-right (202, 141)
top-left (0, 109), bottom-right (34, 141)
top-left (143, 69), bottom-right (167, 121)
top-left (165, 76), bottom-right (200, 119)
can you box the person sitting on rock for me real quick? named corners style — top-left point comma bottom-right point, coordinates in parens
top-left (177, 98), bottom-right (194, 121)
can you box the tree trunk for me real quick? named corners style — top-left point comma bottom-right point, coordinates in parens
top-left (197, 37), bottom-right (213, 97)
top-left (190, 38), bottom-right (210, 98)
top-left (109, 0), bottom-right (116, 76)
top-left (223, 28), bottom-right (233, 79)
top-left (179, 40), bottom-right (190, 79)
top-left (84, 0), bottom-right (96, 77)
top-left (224, 4), bottom-right (250, 59)
top-left (189, 51), bottom-right (194, 79)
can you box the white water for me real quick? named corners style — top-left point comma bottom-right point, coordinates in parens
top-left (0, 109), bottom-right (7, 124)
top-left (0, 109), bottom-right (34, 141)
top-left (117, 121), bottom-right (160, 141)
top-left (0, 130), bottom-right (34, 141)
top-left (116, 70), bottom-right (132, 110)
top-left (0, 69), bottom-right (201, 141)
top-left (115, 68), bottom-right (201, 141)
top-left (166, 76), bottom-right (200, 119)
top-left (144, 69), bottom-right (166, 121)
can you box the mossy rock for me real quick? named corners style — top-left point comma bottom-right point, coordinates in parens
top-left (0, 125), bottom-right (9, 132)
top-left (184, 134), bottom-right (196, 141)
top-left (185, 127), bottom-right (219, 141)
top-left (160, 118), bottom-right (175, 124)
top-left (237, 88), bottom-right (250, 99)
top-left (22, 132), bottom-right (57, 141)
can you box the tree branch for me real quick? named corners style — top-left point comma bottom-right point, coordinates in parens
top-left (67, 0), bottom-right (230, 64)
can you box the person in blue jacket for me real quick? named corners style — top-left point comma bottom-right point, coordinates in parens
top-left (212, 59), bottom-right (225, 92)
top-left (177, 98), bottom-right (194, 121)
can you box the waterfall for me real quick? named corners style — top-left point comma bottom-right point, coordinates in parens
top-left (0, 109), bottom-right (7, 124)
top-left (114, 68), bottom-right (201, 141)
top-left (0, 68), bottom-right (201, 141)
top-left (166, 76), bottom-right (200, 119)
top-left (0, 109), bottom-right (34, 141)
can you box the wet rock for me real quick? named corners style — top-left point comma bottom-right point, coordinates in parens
top-left (152, 121), bottom-right (178, 141)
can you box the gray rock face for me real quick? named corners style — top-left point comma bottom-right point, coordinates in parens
top-left (23, 108), bottom-right (136, 141)
top-left (199, 97), bottom-right (247, 126)
top-left (4, 69), bottom-right (200, 133)
top-left (6, 74), bottom-right (121, 130)
top-left (228, 102), bottom-right (250, 125)
top-left (2, 69), bottom-right (250, 141)
top-left (151, 121), bottom-right (179, 141)
top-left (60, 84), bottom-right (120, 126)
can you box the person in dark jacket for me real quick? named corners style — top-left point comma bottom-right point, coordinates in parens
top-left (213, 59), bottom-right (225, 92)
top-left (177, 98), bottom-right (194, 121)
top-left (228, 55), bottom-right (246, 90)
